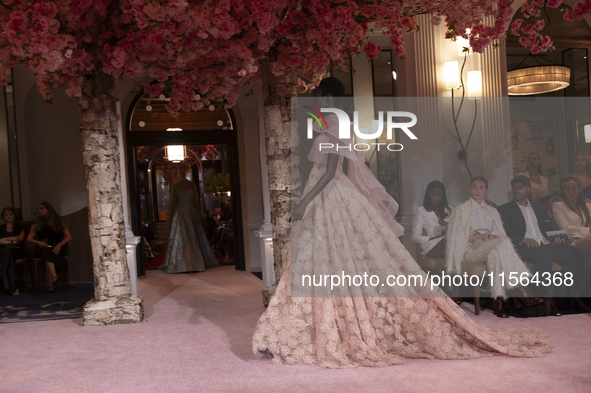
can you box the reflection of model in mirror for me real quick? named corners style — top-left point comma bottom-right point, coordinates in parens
top-left (252, 78), bottom-right (551, 368)
top-left (163, 166), bottom-right (218, 273)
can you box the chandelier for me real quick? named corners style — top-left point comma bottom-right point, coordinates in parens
top-left (507, 55), bottom-right (570, 96)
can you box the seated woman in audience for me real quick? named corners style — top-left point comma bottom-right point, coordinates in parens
top-left (411, 181), bottom-right (452, 258)
top-left (569, 151), bottom-right (591, 201)
top-left (520, 152), bottom-right (550, 203)
top-left (0, 207), bottom-right (25, 295)
top-left (26, 202), bottom-right (72, 292)
top-left (552, 176), bottom-right (591, 255)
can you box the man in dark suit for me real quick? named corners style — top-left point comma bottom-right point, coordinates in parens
top-left (498, 176), bottom-right (590, 314)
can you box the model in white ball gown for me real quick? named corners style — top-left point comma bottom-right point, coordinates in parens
top-left (252, 79), bottom-right (551, 368)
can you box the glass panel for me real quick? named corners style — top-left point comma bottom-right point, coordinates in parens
top-left (155, 169), bottom-right (170, 222)
top-left (372, 50), bottom-right (395, 97)
top-left (0, 85), bottom-right (11, 210)
top-left (331, 58), bottom-right (354, 115)
top-left (331, 58), bottom-right (353, 96)
top-left (562, 49), bottom-right (591, 167)
top-left (371, 50), bottom-right (400, 216)
top-left (0, 72), bottom-right (19, 214)
top-left (6, 83), bottom-right (20, 210)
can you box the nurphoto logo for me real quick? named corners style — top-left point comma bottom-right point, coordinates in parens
top-left (304, 107), bottom-right (418, 152)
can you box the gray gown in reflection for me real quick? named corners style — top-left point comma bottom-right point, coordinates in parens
top-left (165, 180), bottom-right (218, 273)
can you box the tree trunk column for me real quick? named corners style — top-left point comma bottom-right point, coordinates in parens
top-left (80, 74), bottom-right (143, 325)
top-left (260, 61), bottom-right (298, 305)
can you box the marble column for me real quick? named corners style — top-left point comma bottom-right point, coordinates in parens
top-left (478, 28), bottom-right (513, 205)
top-left (399, 15), bottom-right (443, 254)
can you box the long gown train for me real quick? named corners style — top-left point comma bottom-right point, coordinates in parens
top-left (252, 133), bottom-right (551, 368)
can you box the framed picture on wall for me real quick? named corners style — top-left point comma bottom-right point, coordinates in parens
top-left (511, 120), bottom-right (559, 201)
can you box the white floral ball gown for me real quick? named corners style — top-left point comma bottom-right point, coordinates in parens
top-left (252, 131), bottom-right (551, 368)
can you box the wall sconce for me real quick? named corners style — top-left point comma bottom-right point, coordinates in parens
top-left (467, 71), bottom-right (482, 98)
top-left (165, 145), bottom-right (186, 162)
top-left (444, 61), bottom-right (460, 90)
top-left (445, 57), bottom-right (482, 178)
top-left (585, 124), bottom-right (591, 143)
top-left (456, 29), bottom-right (472, 56)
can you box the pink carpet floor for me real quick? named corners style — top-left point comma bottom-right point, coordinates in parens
top-left (1, 266), bottom-right (590, 393)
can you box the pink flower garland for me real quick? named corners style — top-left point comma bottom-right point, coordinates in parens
top-left (1, 1), bottom-right (589, 111)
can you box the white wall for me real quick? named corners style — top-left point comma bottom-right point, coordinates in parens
top-left (13, 66), bottom-right (87, 219)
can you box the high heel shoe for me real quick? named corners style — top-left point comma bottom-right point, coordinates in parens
top-left (48, 277), bottom-right (59, 292)
top-left (493, 297), bottom-right (509, 318)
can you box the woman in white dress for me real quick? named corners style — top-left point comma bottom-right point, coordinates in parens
top-left (252, 77), bottom-right (551, 368)
top-left (552, 176), bottom-right (591, 255)
top-left (412, 181), bottom-right (451, 258)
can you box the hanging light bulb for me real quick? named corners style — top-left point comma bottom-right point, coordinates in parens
top-left (139, 121), bottom-right (146, 128)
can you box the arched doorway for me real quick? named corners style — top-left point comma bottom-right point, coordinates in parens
top-left (125, 92), bottom-right (246, 276)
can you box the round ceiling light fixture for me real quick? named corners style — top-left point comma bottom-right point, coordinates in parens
top-left (507, 64), bottom-right (570, 96)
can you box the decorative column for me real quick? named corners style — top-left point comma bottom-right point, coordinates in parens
top-left (116, 101), bottom-right (140, 295)
top-left (398, 15), bottom-right (443, 254)
top-left (253, 84), bottom-right (275, 290)
top-left (413, 15), bottom-right (444, 189)
top-left (479, 25), bottom-right (513, 205)
top-left (80, 75), bottom-right (142, 326)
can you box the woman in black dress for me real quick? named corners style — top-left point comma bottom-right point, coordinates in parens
top-left (26, 202), bottom-right (72, 292)
top-left (0, 207), bottom-right (25, 295)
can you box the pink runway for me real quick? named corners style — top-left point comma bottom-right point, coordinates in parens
top-left (1, 266), bottom-right (590, 393)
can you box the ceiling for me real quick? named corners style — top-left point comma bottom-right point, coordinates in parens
top-left (130, 95), bottom-right (233, 132)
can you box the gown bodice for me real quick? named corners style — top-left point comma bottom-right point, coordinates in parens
top-left (174, 187), bottom-right (198, 214)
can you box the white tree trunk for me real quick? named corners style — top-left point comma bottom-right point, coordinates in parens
top-left (80, 74), bottom-right (143, 325)
top-left (260, 61), bottom-right (300, 306)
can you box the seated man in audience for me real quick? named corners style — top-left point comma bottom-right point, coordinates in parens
top-left (498, 175), bottom-right (591, 314)
top-left (446, 176), bottom-right (541, 318)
